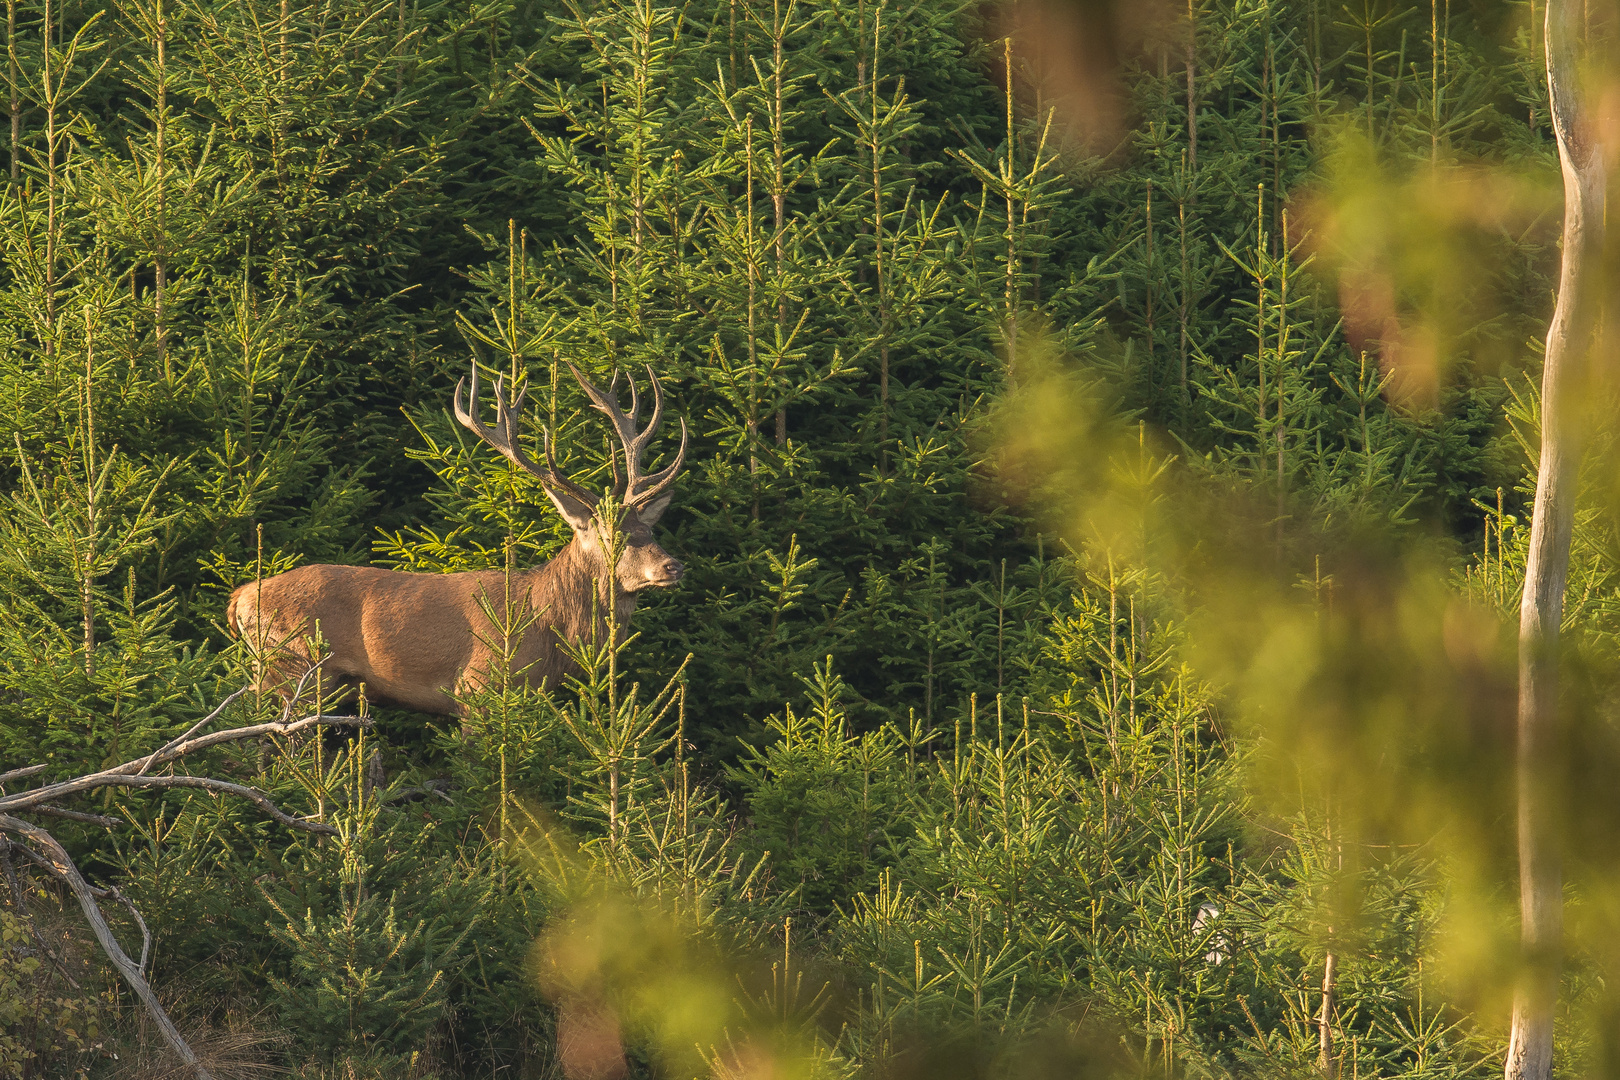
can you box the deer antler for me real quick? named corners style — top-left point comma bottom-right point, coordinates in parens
top-left (454, 364), bottom-right (599, 510)
top-left (567, 363), bottom-right (688, 509)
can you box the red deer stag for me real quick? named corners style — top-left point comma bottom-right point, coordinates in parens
top-left (227, 363), bottom-right (687, 716)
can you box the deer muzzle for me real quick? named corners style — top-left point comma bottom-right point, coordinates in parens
top-left (648, 557), bottom-right (684, 586)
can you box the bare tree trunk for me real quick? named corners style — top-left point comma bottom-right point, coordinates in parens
top-left (1317, 948), bottom-right (1336, 1076)
top-left (1506, 3), bottom-right (1603, 1078)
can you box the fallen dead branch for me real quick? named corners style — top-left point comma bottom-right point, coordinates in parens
top-left (0, 677), bottom-right (365, 1080)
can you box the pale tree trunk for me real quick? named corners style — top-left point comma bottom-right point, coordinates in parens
top-left (1506, 2), bottom-right (1604, 1077)
top-left (1317, 948), bottom-right (1336, 1075)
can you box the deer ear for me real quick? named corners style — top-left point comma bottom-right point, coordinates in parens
top-left (637, 491), bottom-right (674, 525)
top-left (543, 485), bottom-right (596, 532)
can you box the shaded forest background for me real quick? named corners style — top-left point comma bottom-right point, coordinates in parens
top-left (1, 0), bottom-right (1611, 1074)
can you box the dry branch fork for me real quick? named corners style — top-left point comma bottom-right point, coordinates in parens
top-left (0, 682), bottom-right (365, 1080)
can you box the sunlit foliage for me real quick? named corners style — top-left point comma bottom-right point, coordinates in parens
top-left (2, 0), bottom-right (1613, 1076)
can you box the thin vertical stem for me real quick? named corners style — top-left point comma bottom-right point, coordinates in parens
top-left (1498, 487), bottom-right (1506, 609)
top-left (1003, 35), bottom-right (1017, 385)
top-left (772, 0), bottom-right (787, 446)
top-left (678, 680), bottom-right (689, 893)
top-left (81, 311), bottom-right (95, 681)
top-left (1255, 185), bottom-right (1266, 446)
top-left (1277, 210), bottom-right (1289, 530)
top-left (1267, 12), bottom-right (1280, 245)
top-left (154, 0), bottom-right (169, 379)
top-left (6, 0), bottom-right (16, 182)
top-left (1145, 178), bottom-right (1155, 397)
top-left (1431, 0), bottom-right (1439, 162)
top-left (395, 0), bottom-right (407, 91)
top-left (1310, 0), bottom-right (1322, 106)
top-left (43, 0), bottom-right (56, 368)
top-left (995, 560), bottom-right (1006, 693)
top-left (1184, 0), bottom-right (1196, 172)
top-left (1365, 0), bottom-right (1374, 135)
top-left (254, 524), bottom-right (266, 718)
top-left (314, 623), bottom-right (326, 823)
top-left (276, 0), bottom-right (288, 189)
top-left (1529, 0), bottom-right (1539, 131)
top-left (498, 534), bottom-right (517, 845)
top-left (1178, 153), bottom-right (1191, 401)
top-left (872, 10), bottom-right (890, 453)
top-left (745, 113), bottom-right (760, 514)
top-left (1319, 855), bottom-right (1338, 1079)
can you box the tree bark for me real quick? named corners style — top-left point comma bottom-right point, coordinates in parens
top-left (1505, 3), bottom-right (1603, 1078)
top-left (1317, 948), bottom-right (1336, 1075)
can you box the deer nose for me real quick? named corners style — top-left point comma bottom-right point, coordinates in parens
top-left (658, 557), bottom-right (684, 582)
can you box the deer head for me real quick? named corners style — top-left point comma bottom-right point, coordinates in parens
top-left (453, 362), bottom-right (688, 596)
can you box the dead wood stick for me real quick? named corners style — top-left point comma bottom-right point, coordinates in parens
top-left (0, 764), bottom-right (48, 786)
top-left (33, 804), bottom-right (123, 828)
top-left (4, 840), bottom-right (150, 972)
top-left (0, 710), bottom-right (362, 816)
top-left (15, 776), bottom-right (336, 835)
top-left (1, 815), bottom-right (213, 1079)
top-left (136, 687), bottom-right (249, 777)
top-left (0, 680), bottom-right (364, 1079)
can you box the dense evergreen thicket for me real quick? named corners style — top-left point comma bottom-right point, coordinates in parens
top-left (3, 0), bottom-right (1613, 1075)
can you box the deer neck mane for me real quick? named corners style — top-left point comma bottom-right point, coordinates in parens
top-left (528, 535), bottom-right (637, 637)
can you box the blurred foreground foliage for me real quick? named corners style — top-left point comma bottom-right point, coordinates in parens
top-left (1, 0), bottom-right (1616, 1075)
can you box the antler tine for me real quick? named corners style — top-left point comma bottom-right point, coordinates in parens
top-left (623, 368), bottom-right (680, 503)
top-left (609, 369), bottom-right (636, 499)
top-left (457, 368), bottom-right (531, 470)
top-left (637, 364), bottom-right (665, 461)
top-left (568, 363), bottom-right (642, 497)
top-left (454, 363), bottom-right (598, 510)
top-left (633, 416), bottom-right (688, 505)
top-left (540, 428), bottom-right (600, 508)
top-left (566, 362), bottom-right (686, 508)
top-left (568, 363), bottom-right (641, 452)
top-left (496, 376), bottom-right (527, 439)
top-left (605, 367), bottom-right (664, 467)
top-left (452, 364), bottom-right (488, 440)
